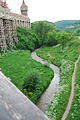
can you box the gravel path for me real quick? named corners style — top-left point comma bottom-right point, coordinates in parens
top-left (61, 55), bottom-right (80, 120)
top-left (31, 51), bottom-right (60, 112)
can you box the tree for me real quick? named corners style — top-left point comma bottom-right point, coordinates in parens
top-left (56, 31), bottom-right (73, 49)
top-left (47, 30), bottom-right (58, 46)
top-left (16, 27), bottom-right (39, 51)
top-left (32, 21), bottom-right (55, 46)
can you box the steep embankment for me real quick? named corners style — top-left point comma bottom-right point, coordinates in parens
top-left (66, 61), bottom-right (80, 120)
top-left (61, 55), bottom-right (80, 120)
top-left (37, 40), bottom-right (80, 120)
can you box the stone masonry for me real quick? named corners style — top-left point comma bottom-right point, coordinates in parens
top-left (0, 0), bottom-right (30, 51)
top-left (0, 18), bottom-right (17, 51)
top-left (0, 18), bottom-right (6, 51)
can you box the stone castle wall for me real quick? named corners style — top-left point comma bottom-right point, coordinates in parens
top-left (0, 0), bottom-right (30, 52)
top-left (0, 18), bottom-right (17, 51)
top-left (11, 13), bottom-right (30, 28)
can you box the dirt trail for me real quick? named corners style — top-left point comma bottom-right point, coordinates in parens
top-left (61, 55), bottom-right (80, 120)
top-left (31, 51), bottom-right (60, 112)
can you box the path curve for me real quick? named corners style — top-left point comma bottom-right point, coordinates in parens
top-left (61, 55), bottom-right (80, 120)
top-left (31, 51), bottom-right (60, 112)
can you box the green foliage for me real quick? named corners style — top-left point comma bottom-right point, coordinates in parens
top-left (22, 72), bottom-right (40, 92)
top-left (46, 60), bottom-right (73, 120)
top-left (32, 21), bottom-right (55, 46)
top-left (54, 20), bottom-right (80, 36)
top-left (16, 27), bottom-right (38, 51)
top-left (43, 62), bottom-right (50, 68)
top-left (54, 20), bottom-right (79, 30)
top-left (74, 28), bottom-right (80, 36)
top-left (37, 38), bottom-right (80, 120)
top-left (46, 30), bottom-right (58, 46)
top-left (0, 50), bottom-right (53, 103)
top-left (16, 21), bottom-right (58, 51)
top-left (56, 31), bottom-right (73, 49)
top-left (66, 62), bottom-right (80, 120)
top-left (17, 21), bottom-right (74, 51)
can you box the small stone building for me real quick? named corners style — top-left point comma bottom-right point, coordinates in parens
top-left (0, 0), bottom-right (30, 51)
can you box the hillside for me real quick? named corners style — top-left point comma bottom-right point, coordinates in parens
top-left (54, 20), bottom-right (80, 31)
top-left (37, 37), bottom-right (80, 120)
top-left (0, 20), bottom-right (80, 120)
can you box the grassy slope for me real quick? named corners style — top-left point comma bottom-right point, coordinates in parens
top-left (37, 38), bottom-right (80, 120)
top-left (0, 50), bottom-right (53, 103)
top-left (66, 61), bottom-right (80, 120)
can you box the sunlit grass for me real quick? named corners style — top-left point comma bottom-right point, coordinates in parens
top-left (37, 38), bottom-right (80, 120)
top-left (0, 50), bottom-right (53, 103)
top-left (66, 61), bottom-right (80, 120)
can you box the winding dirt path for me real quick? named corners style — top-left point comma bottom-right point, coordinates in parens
top-left (31, 51), bottom-right (60, 112)
top-left (61, 55), bottom-right (80, 120)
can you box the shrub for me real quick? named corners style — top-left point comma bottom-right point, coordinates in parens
top-left (22, 72), bottom-right (40, 92)
top-left (16, 27), bottom-right (39, 51)
top-left (56, 31), bottom-right (73, 49)
top-left (47, 30), bottom-right (58, 46)
top-left (16, 22), bottom-right (58, 51)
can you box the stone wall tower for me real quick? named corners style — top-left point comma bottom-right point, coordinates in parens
top-left (20, 0), bottom-right (28, 16)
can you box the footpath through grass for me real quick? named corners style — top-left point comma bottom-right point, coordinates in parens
top-left (0, 50), bottom-right (53, 103)
top-left (37, 38), bottom-right (80, 120)
top-left (66, 61), bottom-right (80, 120)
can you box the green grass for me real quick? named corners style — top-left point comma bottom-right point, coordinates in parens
top-left (0, 50), bottom-right (53, 103)
top-left (66, 61), bottom-right (80, 120)
top-left (37, 38), bottom-right (80, 120)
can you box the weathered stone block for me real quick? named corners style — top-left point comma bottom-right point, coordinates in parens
top-left (0, 18), bottom-right (17, 51)
top-left (0, 18), bottom-right (7, 51)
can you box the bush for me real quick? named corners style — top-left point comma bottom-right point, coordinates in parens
top-left (56, 31), bottom-right (73, 49)
top-left (22, 72), bottom-right (40, 92)
top-left (46, 30), bottom-right (58, 46)
top-left (16, 27), bottom-right (39, 51)
top-left (16, 22), bottom-right (58, 51)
